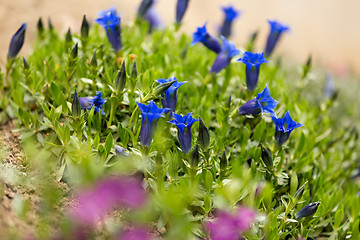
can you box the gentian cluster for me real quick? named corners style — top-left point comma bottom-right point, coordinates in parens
top-left (191, 23), bottom-right (221, 54)
top-left (156, 76), bottom-right (186, 113)
top-left (169, 113), bottom-right (199, 154)
top-left (237, 52), bottom-right (269, 91)
top-left (79, 91), bottom-right (107, 114)
top-left (137, 101), bottom-right (165, 147)
top-left (95, 8), bottom-right (122, 51)
top-left (210, 36), bottom-right (241, 74)
top-left (219, 5), bottom-right (240, 38)
top-left (264, 20), bottom-right (290, 57)
top-left (206, 207), bottom-right (256, 240)
top-left (239, 85), bottom-right (278, 116)
top-left (8, 23), bottom-right (26, 59)
top-left (272, 111), bottom-right (303, 146)
top-left (176, 0), bottom-right (190, 24)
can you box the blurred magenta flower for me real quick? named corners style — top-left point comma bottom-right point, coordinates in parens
top-left (237, 52), bottom-right (268, 91)
top-left (219, 6), bottom-right (240, 38)
top-left (137, 101), bottom-right (165, 147)
top-left (272, 111), bottom-right (303, 145)
top-left (264, 20), bottom-right (290, 57)
top-left (239, 85), bottom-right (278, 116)
top-left (95, 8), bottom-right (122, 51)
top-left (8, 23), bottom-right (26, 59)
top-left (176, 0), bottom-right (190, 24)
top-left (118, 227), bottom-right (152, 240)
top-left (156, 76), bottom-right (186, 113)
top-left (79, 91), bottom-right (107, 114)
top-left (69, 176), bottom-right (146, 225)
top-left (191, 23), bottom-right (221, 54)
top-left (210, 36), bottom-right (240, 74)
top-left (137, 0), bottom-right (155, 18)
top-left (169, 112), bottom-right (199, 154)
top-left (206, 207), bottom-right (256, 240)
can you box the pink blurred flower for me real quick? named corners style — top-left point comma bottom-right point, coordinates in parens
top-left (118, 227), bottom-right (152, 240)
top-left (206, 207), bottom-right (255, 240)
top-left (69, 176), bottom-right (146, 225)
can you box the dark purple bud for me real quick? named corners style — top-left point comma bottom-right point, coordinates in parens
top-left (115, 61), bottom-right (126, 94)
top-left (8, 23), bottom-right (26, 59)
top-left (198, 117), bottom-right (210, 149)
top-left (81, 15), bottom-right (90, 39)
top-left (72, 90), bottom-right (81, 118)
top-left (295, 202), bottom-right (320, 219)
top-left (260, 144), bottom-right (273, 168)
top-left (176, 0), bottom-right (190, 24)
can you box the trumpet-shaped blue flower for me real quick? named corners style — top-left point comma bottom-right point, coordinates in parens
top-left (176, 0), bottom-right (190, 24)
top-left (191, 23), bottom-right (221, 54)
top-left (239, 86), bottom-right (278, 116)
top-left (295, 202), bottom-right (320, 219)
top-left (265, 20), bottom-right (290, 57)
top-left (8, 23), bottom-right (26, 59)
top-left (137, 101), bottom-right (164, 147)
top-left (95, 8), bottom-right (122, 51)
top-left (210, 36), bottom-right (241, 74)
top-left (272, 111), bottom-right (303, 146)
top-left (156, 76), bottom-right (186, 112)
top-left (219, 6), bottom-right (240, 38)
top-left (238, 52), bottom-right (269, 91)
top-left (79, 91), bottom-right (107, 114)
top-left (145, 6), bottom-right (164, 31)
top-left (137, 0), bottom-right (154, 18)
top-left (169, 113), bottom-right (199, 154)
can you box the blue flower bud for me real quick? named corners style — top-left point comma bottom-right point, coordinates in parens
top-left (272, 111), bottom-right (303, 146)
top-left (198, 117), bottom-right (210, 149)
top-left (169, 113), bottom-right (199, 154)
top-left (137, 0), bottom-right (154, 18)
top-left (95, 8), bottom-right (122, 51)
top-left (115, 145), bottom-right (129, 157)
top-left (191, 23), bottom-right (221, 54)
top-left (265, 20), bottom-right (290, 57)
top-left (81, 15), bottom-right (90, 39)
top-left (156, 76), bottom-right (186, 112)
top-left (295, 202), bottom-right (320, 219)
top-left (219, 6), bottom-right (240, 38)
top-left (238, 86), bottom-right (278, 116)
top-left (210, 36), bottom-right (240, 74)
top-left (79, 91), bottom-right (107, 115)
top-left (237, 52), bottom-right (268, 91)
top-left (176, 0), bottom-right (190, 24)
top-left (137, 101), bottom-right (165, 147)
top-left (8, 23), bottom-right (26, 59)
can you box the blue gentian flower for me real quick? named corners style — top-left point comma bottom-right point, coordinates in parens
top-left (219, 6), bottom-right (240, 38)
top-left (137, 0), bottom-right (154, 18)
top-left (145, 7), bottom-right (164, 31)
top-left (137, 101), bottom-right (164, 147)
top-left (272, 111), bottom-right (303, 146)
top-left (238, 52), bottom-right (269, 91)
top-left (324, 74), bottom-right (336, 99)
top-left (295, 202), bottom-right (320, 219)
top-left (210, 36), bottom-right (241, 74)
top-left (95, 8), bottom-right (122, 51)
top-left (239, 86), bottom-right (278, 116)
top-left (176, 0), bottom-right (190, 24)
top-left (8, 23), bottom-right (26, 59)
top-left (115, 145), bottom-right (129, 157)
top-left (79, 91), bottom-right (107, 115)
top-left (169, 113), bottom-right (199, 154)
top-left (265, 20), bottom-right (290, 57)
top-left (156, 76), bottom-right (186, 112)
top-left (191, 23), bottom-right (221, 54)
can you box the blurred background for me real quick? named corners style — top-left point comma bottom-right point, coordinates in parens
top-left (0, 0), bottom-right (359, 76)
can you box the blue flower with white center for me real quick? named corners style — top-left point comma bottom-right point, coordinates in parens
top-left (156, 76), bottom-right (186, 113)
top-left (169, 113), bottom-right (199, 154)
top-left (95, 8), bottom-right (122, 51)
top-left (210, 36), bottom-right (241, 74)
top-left (239, 86), bottom-right (278, 116)
top-left (79, 91), bottom-right (107, 115)
top-left (272, 111), bottom-right (303, 146)
top-left (137, 0), bottom-right (154, 18)
top-left (238, 52), bottom-right (269, 91)
top-left (176, 0), bottom-right (190, 24)
top-left (8, 23), bottom-right (26, 59)
top-left (265, 20), bottom-right (290, 57)
top-left (137, 101), bottom-right (164, 147)
top-left (219, 6), bottom-right (240, 38)
top-left (191, 23), bottom-right (221, 54)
